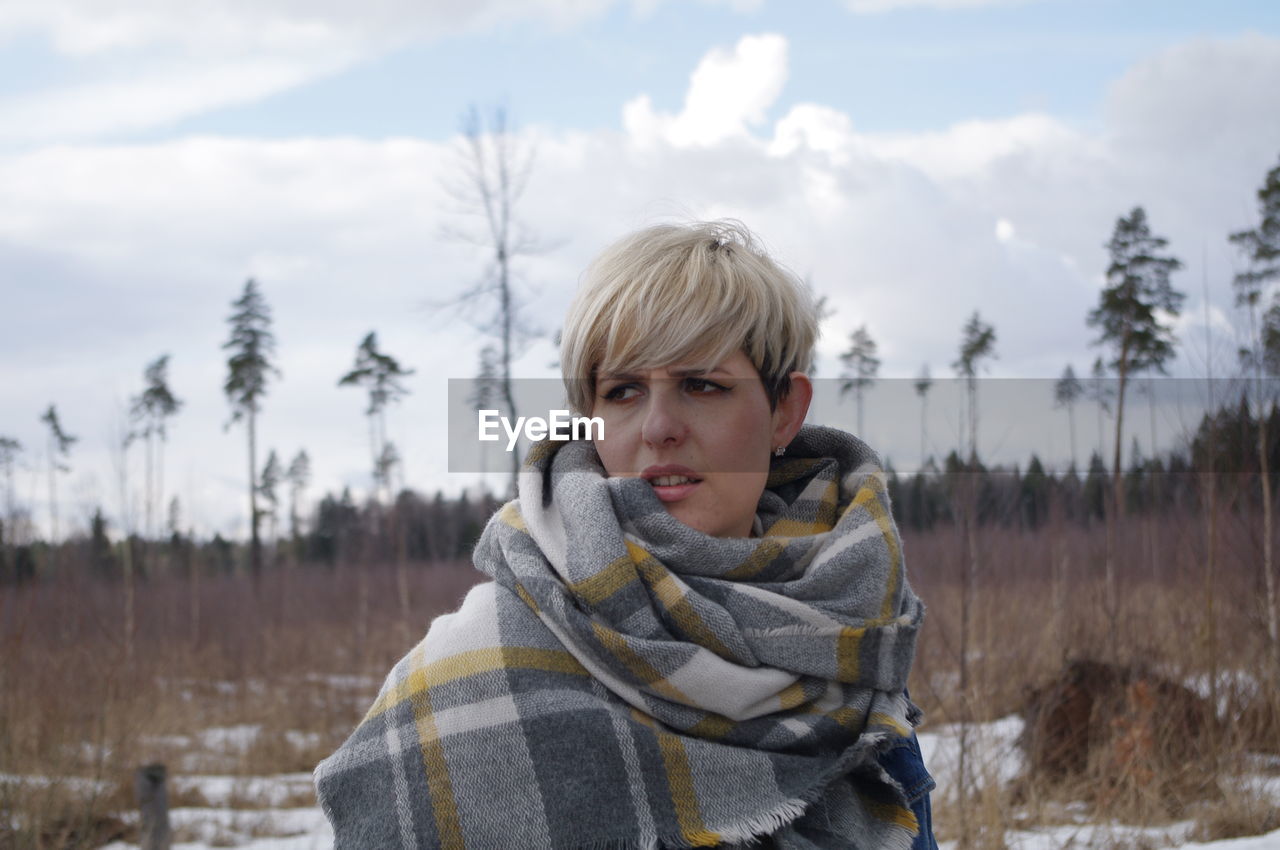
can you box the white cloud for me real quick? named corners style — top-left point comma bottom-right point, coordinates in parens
top-left (0, 0), bottom-right (623, 143)
top-left (843, 0), bottom-right (1033, 13)
top-left (768, 103), bottom-right (856, 160)
top-left (0, 54), bottom-right (356, 144)
top-left (0, 0), bottom-right (616, 55)
top-left (624, 33), bottom-right (787, 147)
top-left (3, 31), bottom-right (1278, 533)
top-left (857, 112), bottom-right (1092, 182)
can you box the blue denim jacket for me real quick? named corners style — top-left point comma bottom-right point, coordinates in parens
top-left (876, 731), bottom-right (938, 850)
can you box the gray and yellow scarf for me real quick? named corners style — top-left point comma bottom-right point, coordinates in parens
top-left (315, 425), bottom-right (925, 849)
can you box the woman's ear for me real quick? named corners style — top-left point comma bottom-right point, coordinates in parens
top-left (772, 372), bottom-right (813, 448)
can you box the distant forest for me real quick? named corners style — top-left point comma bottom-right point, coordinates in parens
top-left (0, 392), bottom-right (1272, 586)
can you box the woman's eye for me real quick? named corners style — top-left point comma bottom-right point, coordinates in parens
top-left (601, 384), bottom-right (641, 402)
top-left (684, 378), bottom-right (729, 394)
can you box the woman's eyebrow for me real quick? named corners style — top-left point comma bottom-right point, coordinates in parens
top-left (670, 366), bottom-right (730, 378)
top-left (598, 366), bottom-right (732, 381)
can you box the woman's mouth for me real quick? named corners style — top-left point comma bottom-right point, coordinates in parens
top-left (649, 474), bottom-right (698, 486)
top-left (642, 467), bottom-right (703, 502)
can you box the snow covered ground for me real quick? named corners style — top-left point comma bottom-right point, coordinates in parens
top-left (76, 714), bottom-right (1280, 849)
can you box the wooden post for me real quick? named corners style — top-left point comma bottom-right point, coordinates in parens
top-left (134, 763), bottom-right (171, 850)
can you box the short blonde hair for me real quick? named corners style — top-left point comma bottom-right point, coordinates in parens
top-left (561, 220), bottom-right (819, 415)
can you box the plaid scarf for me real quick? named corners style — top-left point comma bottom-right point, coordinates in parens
top-left (315, 425), bottom-right (925, 849)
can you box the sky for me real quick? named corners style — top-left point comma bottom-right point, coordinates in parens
top-left (2, 0), bottom-right (1280, 541)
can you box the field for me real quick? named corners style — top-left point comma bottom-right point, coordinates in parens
top-left (2, 503), bottom-right (1280, 849)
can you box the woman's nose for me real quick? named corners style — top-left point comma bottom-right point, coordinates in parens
top-left (640, 384), bottom-right (688, 448)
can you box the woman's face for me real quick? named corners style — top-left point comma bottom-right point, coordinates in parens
top-left (591, 350), bottom-right (811, 538)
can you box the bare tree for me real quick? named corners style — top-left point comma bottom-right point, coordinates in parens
top-left (444, 105), bottom-right (541, 496)
top-left (39, 405), bottom-right (76, 544)
top-left (839, 325), bottom-right (879, 438)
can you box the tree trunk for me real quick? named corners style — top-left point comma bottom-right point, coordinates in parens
top-left (957, 471), bottom-right (978, 850)
top-left (1203, 453), bottom-right (1219, 752)
top-left (919, 394), bottom-right (928, 470)
top-left (47, 439), bottom-right (58, 546)
top-left (368, 413), bottom-right (380, 500)
top-left (122, 532), bottom-right (136, 665)
top-left (1148, 383), bottom-right (1159, 581)
top-left (1068, 402), bottom-right (1077, 472)
top-left (1106, 360), bottom-right (1129, 658)
top-left (189, 543), bottom-right (200, 649)
top-left (1111, 364), bottom-right (1129, 522)
top-left (500, 250), bottom-right (519, 498)
top-left (968, 377), bottom-right (979, 464)
top-left (396, 503), bottom-right (411, 644)
top-left (248, 409), bottom-right (261, 582)
top-left (1261, 405), bottom-right (1279, 683)
top-left (145, 430), bottom-right (154, 543)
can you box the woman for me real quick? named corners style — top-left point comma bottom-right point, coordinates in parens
top-left (315, 221), bottom-right (936, 849)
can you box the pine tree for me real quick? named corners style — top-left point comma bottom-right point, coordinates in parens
top-left (259, 449), bottom-right (283, 553)
top-left (39, 405), bottom-right (76, 544)
top-left (222, 279), bottom-right (279, 580)
top-left (1054, 364), bottom-right (1083, 471)
top-left (839, 325), bottom-right (879, 438)
top-left (1087, 206), bottom-right (1184, 520)
top-left (338, 332), bottom-right (414, 502)
top-left (130, 354), bottom-right (182, 542)
top-left (286, 449), bottom-right (311, 558)
top-left (914, 364), bottom-right (933, 472)
top-left (952, 311), bottom-right (997, 463)
top-left (1087, 206), bottom-right (1182, 657)
top-left (948, 310), bottom-right (994, 847)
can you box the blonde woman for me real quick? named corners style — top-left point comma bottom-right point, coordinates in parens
top-left (316, 221), bottom-right (936, 849)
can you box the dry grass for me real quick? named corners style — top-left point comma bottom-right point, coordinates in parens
top-left (3, 498), bottom-right (1280, 847)
top-left (1187, 783), bottom-right (1280, 842)
top-left (905, 501), bottom-right (1280, 843)
top-left (0, 559), bottom-right (484, 849)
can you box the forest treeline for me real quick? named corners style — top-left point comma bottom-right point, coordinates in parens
top-left (892, 395), bottom-right (1280, 531)
top-left (0, 486), bottom-right (501, 586)
top-left (0, 390), bottom-right (1275, 586)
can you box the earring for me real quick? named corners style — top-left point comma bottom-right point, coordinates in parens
top-left (774, 445), bottom-right (786, 457)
